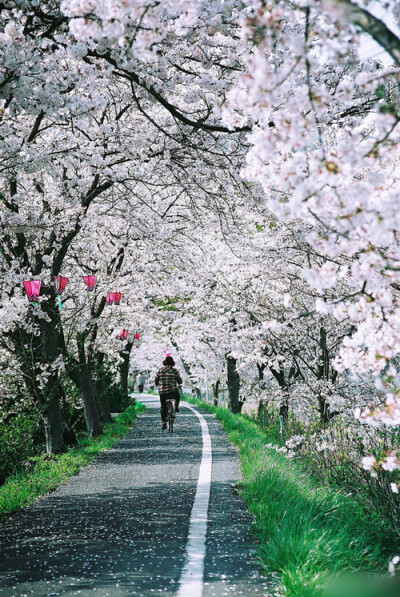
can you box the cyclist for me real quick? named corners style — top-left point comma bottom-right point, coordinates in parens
top-left (155, 355), bottom-right (182, 430)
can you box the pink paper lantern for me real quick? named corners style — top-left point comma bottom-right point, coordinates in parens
top-left (54, 276), bottom-right (68, 296)
top-left (23, 280), bottom-right (42, 302)
top-left (83, 276), bottom-right (96, 291)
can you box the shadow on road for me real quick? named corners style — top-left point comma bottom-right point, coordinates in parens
top-left (0, 401), bottom-right (271, 597)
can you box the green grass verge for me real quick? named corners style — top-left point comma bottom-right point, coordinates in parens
top-left (0, 403), bottom-right (146, 523)
top-left (182, 395), bottom-right (396, 597)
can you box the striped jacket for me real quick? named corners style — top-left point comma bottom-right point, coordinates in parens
top-left (155, 366), bottom-right (182, 395)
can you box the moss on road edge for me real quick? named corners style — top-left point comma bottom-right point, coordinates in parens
top-left (0, 403), bottom-right (146, 524)
top-left (182, 397), bottom-right (395, 597)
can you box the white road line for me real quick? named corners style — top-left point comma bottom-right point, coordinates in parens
top-left (177, 402), bottom-right (212, 597)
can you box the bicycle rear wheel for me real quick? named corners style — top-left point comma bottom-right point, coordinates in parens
top-left (167, 401), bottom-right (174, 433)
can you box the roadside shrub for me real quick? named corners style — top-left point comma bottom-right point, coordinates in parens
top-left (106, 384), bottom-right (132, 412)
top-left (61, 374), bottom-right (86, 434)
top-left (299, 424), bottom-right (400, 541)
top-left (257, 403), bottom-right (400, 542)
top-left (0, 410), bottom-right (44, 485)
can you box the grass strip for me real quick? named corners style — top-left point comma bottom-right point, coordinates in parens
top-left (182, 396), bottom-right (396, 597)
top-left (0, 403), bottom-right (146, 523)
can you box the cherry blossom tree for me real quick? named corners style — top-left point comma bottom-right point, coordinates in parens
top-left (1, 0), bottom-right (399, 512)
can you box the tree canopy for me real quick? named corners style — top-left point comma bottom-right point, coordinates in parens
top-left (0, 1), bottom-right (400, 488)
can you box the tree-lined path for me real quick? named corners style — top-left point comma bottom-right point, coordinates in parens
top-left (0, 396), bottom-right (271, 597)
top-left (2, 1), bottom-right (400, 593)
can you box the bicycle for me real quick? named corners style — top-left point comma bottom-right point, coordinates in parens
top-left (166, 398), bottom-right (176, 433)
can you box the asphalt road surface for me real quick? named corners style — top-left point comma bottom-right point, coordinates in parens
top-left (0, 395), bottom-right (272, 597)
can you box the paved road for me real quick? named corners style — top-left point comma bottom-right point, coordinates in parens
top-left (0, 395), bottom-right (271, 597)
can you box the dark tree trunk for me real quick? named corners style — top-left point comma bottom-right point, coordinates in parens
top-left (74, 337), bottom-right (103, 437)
top-left (66, 353), bottom-right (107, 433)
top-left (96, 384), bottom-right (112, 424)
top-left (94, 372), bottom-right (106, 402)
top-left (119, 341), bottom-right (133, 398)
top-left (226, 355), bottom-right (241, 413)
top-left (257, 363), bottom-right (266, 381)
top-left (317, 326), bottom-right (331, 424)
top-left (317, 326), bottom-right (329, 380)
top-left (318, 396), bottom-right (330, 424)
top-left (15, 337), bottom-right (59, 453)
top-left (43, 394), bottom-right (64, 453)
top-left (270, 364), bottom-right (289, 425)
top-left (279, 391), bottom-right (289, 425)
top-left (79, 366), bottom-right (103, 437)
top-left (39, 297), bottom-right (65, 453)
top-left (212, 379), bottom-right (220, 406)
top-left (93, 352), bottom-right (112, 424)
top-left (257, 399), bottom-right (265, 420)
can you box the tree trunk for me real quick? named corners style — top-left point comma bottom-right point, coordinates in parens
top-left (257, 363), bottom-right (265, 381)
top-left (66, 355), bottom-right (106, 435)
top-left (317, 326), bottom-right (331, 424)
top-left (270, 364), bottom-right (289, 426)
top-left (75, 337), bottom-right (103, 437)
top-left (226, 355), bottom-right (241, 413)
top-left (16, 340), bottom-right (64, 454)
top-left (96, 382), bottom-right (112, 424)
top-left (119, 341), bottom-right (133, 398)
top-left (39, 298), bottom-right (65, 452)
top-left (43, 391), bottom-right (65, 453)
top-left (93, 352), bottom-right (112, 424)
top-left (212, 379), bottom-right (220, 406)
top-left (79, 366), bottom-right (103, 437)
top-left (279, 390), bottom-right (289, 425)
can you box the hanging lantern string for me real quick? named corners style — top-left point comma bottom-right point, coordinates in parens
top-left (23, 278), bottom-right (128, 317)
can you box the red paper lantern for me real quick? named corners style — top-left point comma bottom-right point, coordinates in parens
top-left (120, 329), bottom-right (129, 340)
top-left (23, 280), bottom-right (42, 302)
top-left (134, 333), bottom-right (141, 340)
top-left (54, 276), bottom-right (68, 296)
top-left (107, 292), bottom-right (115, 305)
top-left (83, 276), bottom-right (96, 291)
top-left (114, 292), bottom-right (122, 305)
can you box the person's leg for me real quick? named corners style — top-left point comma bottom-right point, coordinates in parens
top-left (160, 394), bottom-right (167, 423)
